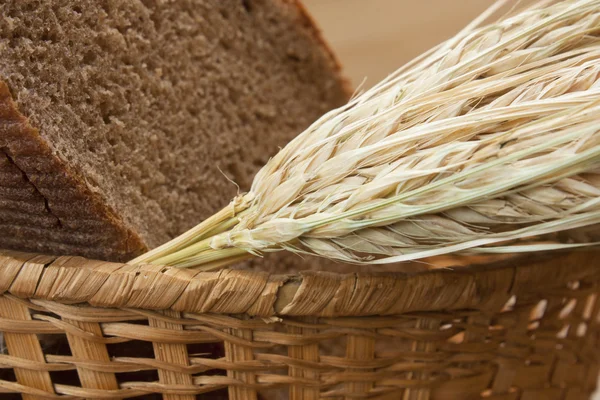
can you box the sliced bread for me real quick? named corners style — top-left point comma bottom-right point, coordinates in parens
top-left (0, 0), bottom-right (349, 262)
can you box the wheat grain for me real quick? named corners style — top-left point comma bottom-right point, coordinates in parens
top-left (131, 0), bottom-right (600, 269)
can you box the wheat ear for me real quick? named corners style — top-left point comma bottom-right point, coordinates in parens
top-left (131, 0), bottom-right (600, 269)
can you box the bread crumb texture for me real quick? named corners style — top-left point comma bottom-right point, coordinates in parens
top-left (0, 0), bottom-right (348, 261)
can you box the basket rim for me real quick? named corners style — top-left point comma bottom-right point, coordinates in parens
top-left (0, 250), bottom-right (596, 318)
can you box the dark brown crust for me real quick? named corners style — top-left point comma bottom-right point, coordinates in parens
top-left (290, 0), bottom-right (354, 97)
top-left (0, 0), bottom-right (350, 264)
top-left (0, 81), bottom-right (147, 262)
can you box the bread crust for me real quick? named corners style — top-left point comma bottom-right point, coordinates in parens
top-left (0, 81), bottom-right (147, 261)
top-left (0, 0), bottom-right (350, 262)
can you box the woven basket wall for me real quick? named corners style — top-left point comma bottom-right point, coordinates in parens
top-left (0, 250), bottom-right (598, 400)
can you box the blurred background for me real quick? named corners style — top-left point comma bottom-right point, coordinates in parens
top-left (302, 1), bottom-right (600, 398)
top-left (304, 0), bottom-right (503, 89)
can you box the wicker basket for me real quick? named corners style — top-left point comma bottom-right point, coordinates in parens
top-left (0, 250), bottom-right (598, 400)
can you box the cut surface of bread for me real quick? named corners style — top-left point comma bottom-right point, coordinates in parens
top-left (0, 0), bottom-right (348, 261)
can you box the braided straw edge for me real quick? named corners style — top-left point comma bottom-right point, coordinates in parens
top-left (0, 250), bottom-right (597, 318)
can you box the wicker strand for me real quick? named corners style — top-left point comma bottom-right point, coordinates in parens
top-left (287, 323), bottom-right (319, 400)
top-left (149, 310), bottom-right (195, 400)
top-left (0, 295), bottom-right (56, 400)
top-left (404, 318), bottom-right (438, 400)
top-left (63, 319), bottom-right (119, 395)
top-left (0, 253), bottom-right (57, 399)
top-left (225, 325), bottom-right (258, 400)
top-left (345, 334), bottom-right (376, 399)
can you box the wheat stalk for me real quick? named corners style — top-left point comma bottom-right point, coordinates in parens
top-left (131, 0), bottom-right (600, 269)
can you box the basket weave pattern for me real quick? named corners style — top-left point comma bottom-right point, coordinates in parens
top-left (0, 250), bottom-right (598, 399)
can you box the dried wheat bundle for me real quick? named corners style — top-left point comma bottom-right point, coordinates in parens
top-left (132, 0), bottom-right (600, 269)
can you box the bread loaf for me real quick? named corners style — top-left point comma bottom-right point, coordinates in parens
top-left (0, 0), bottom-right (349, 262)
